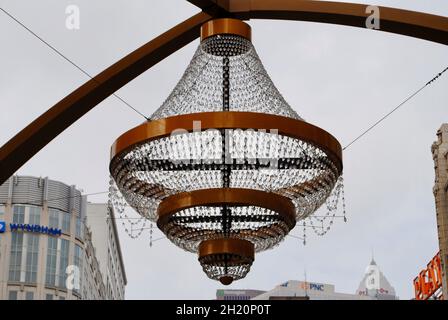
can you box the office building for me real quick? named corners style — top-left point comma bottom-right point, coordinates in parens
top-left (86, 203), bottom-right (126, 300)
top-left (231, 257), bottom-right (398, 300)
top-left (356, 257), bottom-right (398, 299)
top-left (0, 175), bottom-right (126, 300)
top-left (431, 123), bottom-right (448, 298)
top-left (252, 280), bottom-right (374, 300)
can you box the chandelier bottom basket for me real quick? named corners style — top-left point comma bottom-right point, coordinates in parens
top-left (156, 188), bottom-right (297, 284)
top-left (198, 238), bottom-right (254, 285)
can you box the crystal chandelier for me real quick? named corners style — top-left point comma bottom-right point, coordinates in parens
top-left (109, 18), bottom-right (343, 285)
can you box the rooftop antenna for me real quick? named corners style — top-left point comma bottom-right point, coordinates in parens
top-left (304, 268), bottom-right (309, 298)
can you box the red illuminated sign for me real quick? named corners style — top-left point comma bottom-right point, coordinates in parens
top-left (413, 252), bottom-right (443, 300)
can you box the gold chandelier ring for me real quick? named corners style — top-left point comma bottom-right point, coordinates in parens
top-left (198, 238), bottom-right (255, 261)
top-left (110, 111), bottom-right (343, 174)
top-left (156, 187), bottom-right (297, 230)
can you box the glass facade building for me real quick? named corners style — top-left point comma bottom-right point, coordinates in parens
top-left (0, 176), bottom-right (121, 300)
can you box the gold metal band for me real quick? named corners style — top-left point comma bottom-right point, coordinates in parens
top-left (200, 18), bottom-right (251, 41)
top-left (199, 238), bottom-right (255, 285)
top-left (198, 238), bottom-right (255, 260)
top-left (110, 111), bottom-right (343, 174)
top-left (156, 187), bottom-right (296, 229)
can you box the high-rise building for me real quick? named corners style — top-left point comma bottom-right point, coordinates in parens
top-left (81, 226), bottom-right (107, 299)
top-left (251, 280), bottom-right (373, 300)
top-left (0, 176), bottom-right (126, 300)
top-left (356, 257), bottom-right (398, 300)
top-left (431, 123), bottom-right (448, 299)
top-left (224, 256), bottom-right (398, 300)
top-left (86, 203), bottom-right (127, 300)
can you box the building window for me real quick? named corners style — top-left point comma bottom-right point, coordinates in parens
top-left (8, 291), bottom-right (18, 300)
top-left (49, 209), bottom-right (59, 229)
top-left (61, 212), bottom-right (71, 234)
top-left (46, 294), bottom-right (53, 300)
top-left (45, 237), bottom-right (58, 286)
top-left (49, 208), bottom-right (70, 233)
top-left (59, 296), bottom-right (65, 300)
top-left (25, 292), bottom-right (34, 300)
top-left (9, 232), bottom-right (24, 281)
top-left (25, 234), bottom-right (40, 283)
top-left (59, 239), bottom-right (69, 289)
top-left (28, 206), bottom-right (41, 225)
top-left (12, 205), bottom-right (25, 224)
top-left (74, 244), bottom-right (82, 267)
top-left (73, 244), bottom-right (83, 294)
top-left (75, 216), bottom-right (83, 239)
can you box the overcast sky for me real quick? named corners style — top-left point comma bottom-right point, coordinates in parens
top-left (1, 0), bottom-right (447, 300)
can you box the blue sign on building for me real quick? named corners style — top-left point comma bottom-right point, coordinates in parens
top-left (8, 223), bottom-right (62, 237)
top-left (310, 283), bottom-right (324, 291)
top-left (0, 221), bottom-right (5, 233)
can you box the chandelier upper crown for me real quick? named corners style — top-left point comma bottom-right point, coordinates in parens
top-left (200, 18), bottom-right (252, 41)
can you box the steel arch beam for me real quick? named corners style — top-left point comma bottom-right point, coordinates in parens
top-left (1, 1), bottom-right (448, 184)
top-left (0, 12), bottom-right (212, 184)
top-left (188, 0), bottom-right (448, 45)
top-left (229, 0), bottom-right (448, 45)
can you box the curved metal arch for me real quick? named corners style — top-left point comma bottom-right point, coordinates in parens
top-left (0, 12), bottom-right (212, 184)
top-left (1, 1), bottom-right (447, 184)
top-left (226, 0), bottom-right (448, 45)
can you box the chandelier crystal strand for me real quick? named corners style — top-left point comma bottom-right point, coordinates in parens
top-left (302, 221), bottom-right (307, 246)
top-left (109, 175), bottom-right (148, 239)
top-left (109, 19), bottom-right (344, 284)
top-left (149, 223), bottom-right (153, 247)
top-left (308, 175), bottom-right (345, 237)
top-left (342, 176), bottom-right (347, 223)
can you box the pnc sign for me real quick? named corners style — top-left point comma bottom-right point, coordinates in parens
top-left (299, 282), bottom-right (325, 292)
top-left (310, 283), bottom-right (324, 291)
top-left (0, 221), bottom-right (5, 233)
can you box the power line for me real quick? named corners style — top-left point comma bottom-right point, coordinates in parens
top-left (5, 7), bottom-right (444, 237)
top-left (150, 236), bottom-right (166, 243)
top-left (0, 7), bottom-right (149, 120)
top-left (343, 66), bottom-right (448, 151)
top-left (2, 6), bottom-right (446, 156)
top-left (287, 234), bottom-right (304, 241)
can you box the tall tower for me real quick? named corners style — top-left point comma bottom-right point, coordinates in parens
top-left (432, 124), bottom-right (448, 299)
top-left (356, 257), bottom-right (398, 300)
